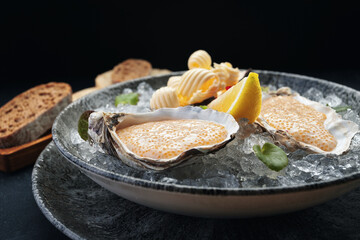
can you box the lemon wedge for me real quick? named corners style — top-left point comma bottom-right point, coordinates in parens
top-left (208, 72), bottom-right (262, 123)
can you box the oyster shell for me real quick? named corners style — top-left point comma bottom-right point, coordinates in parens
top-left (88, 107), bottom-right (239, 170)
top-left (257, 87), bottom-right (359, 155)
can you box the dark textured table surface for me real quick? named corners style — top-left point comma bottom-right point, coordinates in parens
top-left (1, 70), bottom-right (360, 240)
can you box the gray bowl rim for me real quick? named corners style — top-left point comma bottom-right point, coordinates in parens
top-left (32, 142), bottom-right (91, 240)
top-left (52, 70), bottom-right (360, 196)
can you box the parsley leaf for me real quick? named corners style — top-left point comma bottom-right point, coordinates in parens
top-left (115, 93), bottom-right (139, 106)
top-left (253, 143), bottom-right (288, 171)
top-left (78, 110), bottom-right (94, 141)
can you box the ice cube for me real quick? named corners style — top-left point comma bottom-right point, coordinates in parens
top-left (343, 109), bottom-right (360, 125)
top-left (137, 82), bottom-right (154, 101)
top-left (69, 83), bottom-right (360, 189)
top-left (96, 104), bottom-right (120, 113)
top-left (241, 133), bottom-right (274, 154)
top-left (319, 94), bottom-right (342, 107)
top-left (350, 133), bottom-right (360, 151)
top-left (122, 88), bottom-right (133, 94)
top-left (338, 153), bottom-right (359, 173)
top-left (70, 129), bottom-right (84, 145)
top-left (303, 87), bottom-right (324, 101)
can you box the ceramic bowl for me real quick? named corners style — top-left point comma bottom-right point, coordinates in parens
top-left (52, 71), bottom-right (360, 218)
top-left (32, 142), bottom-right (360, 239)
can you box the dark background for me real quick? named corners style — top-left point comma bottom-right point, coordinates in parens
top-left (1, 1), bottom-right (360, 239)
top-left (1, 0), bottom-right (360, 105)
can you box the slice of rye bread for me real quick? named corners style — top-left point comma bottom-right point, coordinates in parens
top-left (111, 59), bottom-right (152, 84)
top-left (0, 82), bottom-right (72, 148)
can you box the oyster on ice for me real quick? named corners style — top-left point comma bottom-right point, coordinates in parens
top-left (88, 107), bottom-right (239, 170)
top-left (256, 87), bottom-right (359, 155)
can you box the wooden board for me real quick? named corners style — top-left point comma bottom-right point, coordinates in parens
top-left (0, 134), bottom-right (52, 172)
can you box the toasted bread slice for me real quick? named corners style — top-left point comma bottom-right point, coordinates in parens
top-left (111, 59), bottom-right (152, 84)
top-left (0, 82), bottom-right (72, 148)
top-left (95, 68), bottom-right (172, 89)
top-left (150, 68), bottom-right (171, 76)
top-left (72, 87), bottom-right (99, 101)
top-left (95, 70), bottom-right (113, 89)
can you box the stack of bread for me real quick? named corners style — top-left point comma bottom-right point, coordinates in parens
top-left (73, 59), bottom-right (171, 100)
top-left (0, 59), bottom-right (170, 149)
top-left (0, 82), bottom-right (72, 148)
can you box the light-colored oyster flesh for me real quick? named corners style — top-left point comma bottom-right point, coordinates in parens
top-left (257, 88), bottom-right (359, 155)
top-left (88, 107), bottom-right (239, 170)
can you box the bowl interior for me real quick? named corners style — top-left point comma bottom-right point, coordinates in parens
top-left (52, 70), bottom-right (360, 192)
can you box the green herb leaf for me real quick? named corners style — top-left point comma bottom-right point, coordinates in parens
top-left (115, 93), bottom-right (139, 106)
top-left (78, 110), bottom-right (94, 141)
top-left (261, 86), bottom-right (270, 93)
top-left (199, 105), bottom-right (208, 110)
top-left (331, 105), bottom-right (351, 113)
top-left (253, 143), bottom-right (288, 171)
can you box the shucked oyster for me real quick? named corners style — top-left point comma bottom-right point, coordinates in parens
top-left (88, 107), bottom-right (239, 170)
top-left (257, 87), bottom-right (359, 155)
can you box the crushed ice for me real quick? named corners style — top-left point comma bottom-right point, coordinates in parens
top-left (71, 82), bottom-right (360, 188)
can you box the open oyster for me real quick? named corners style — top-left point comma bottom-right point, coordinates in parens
top-left (257, 87), bottom-right (359, 155)
top-left (88, 107), bottom-right (239, 170)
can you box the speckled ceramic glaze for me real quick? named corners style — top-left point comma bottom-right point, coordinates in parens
top-left (32, 142), bottom-right (360, 239)
top-left (51, 71), bottom-right (360, 217)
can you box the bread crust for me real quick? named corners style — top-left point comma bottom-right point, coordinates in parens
top-left (0, 82), bottom-right (72, 148)
top-left (96, 68), bottom-right (171, 89)
top-left (111, 59), bottom-right (152, 83)
top-left (95, 70), bottom-right (113, 89)
top-left (72, 87), bottom-right (99, 101)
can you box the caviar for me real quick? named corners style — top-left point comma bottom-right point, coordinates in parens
top-left (261, 96), bottom-right (337, 151)
top-left (116, 119), bottom-right (228, 159)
